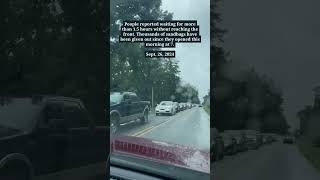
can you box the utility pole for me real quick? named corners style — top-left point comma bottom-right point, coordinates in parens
top-left (152, 86), bottom-right (154, 112)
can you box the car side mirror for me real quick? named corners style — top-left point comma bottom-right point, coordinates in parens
top-left (123, 98), bottom-right (132, 104)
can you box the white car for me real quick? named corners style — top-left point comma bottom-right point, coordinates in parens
top-left (155, 101), bottom-right (176, 116)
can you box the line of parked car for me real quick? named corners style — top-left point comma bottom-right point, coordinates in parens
top-left (211, 128), bottom-right (278, 162)
top-left (155, 101), bottom-right (198, 116)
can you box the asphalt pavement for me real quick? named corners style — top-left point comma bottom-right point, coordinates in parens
top-left (116, 107), bottom-right (210, 151)
top-left (212, 141), bottom-right (320, 180)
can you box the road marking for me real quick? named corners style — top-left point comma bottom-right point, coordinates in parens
top-left (131, 126), bottom-right (154, 136)
top-left (131, 108), bottom-right (195, 137)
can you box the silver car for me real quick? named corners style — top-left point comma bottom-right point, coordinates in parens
top-left (155, 101), bottom-right (176, 116)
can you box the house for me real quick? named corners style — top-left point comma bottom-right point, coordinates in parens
top-left (301, 86), bottom-right (320, 138)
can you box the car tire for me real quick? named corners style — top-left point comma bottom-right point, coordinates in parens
top-left (110, 114), bottom-right (120, 134)
top-left (156, 113), bottom-right (159, 116)
top-left (140, 110), bottom-right (149, 124)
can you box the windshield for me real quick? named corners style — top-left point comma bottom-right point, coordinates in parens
top-left (160, 101), bottom-right (173, 106)
top-left (110, 92), bottom-right (123, 105)
top-left (110, 0), bottom-right (210, 178)
top-left (0, 98), bottom-right (42, 132)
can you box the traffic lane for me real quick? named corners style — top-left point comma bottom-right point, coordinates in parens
top-left (212, 141), bottom-right (320, 180)
top-left (138, 107), bottom-right (210, 151)
top-left (116, 108), bottom-right (195, 136)
top-left (115, 111), bottom-right (163, 136)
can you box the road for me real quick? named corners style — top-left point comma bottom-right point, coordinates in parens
top-left (212, 141), bottom-right (320, 180)
top-left (116, 107), bottom-right (210, 151)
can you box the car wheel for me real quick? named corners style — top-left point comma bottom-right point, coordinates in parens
top-left (140, 110), bottom-right (149, 124)
top-left (156, 113), bottom-right (158, 116)
top-left (110, 114), bottom-right (119, 134)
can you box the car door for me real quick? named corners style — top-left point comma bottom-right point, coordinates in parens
top-left (62, 100), bottom-right (95, 169)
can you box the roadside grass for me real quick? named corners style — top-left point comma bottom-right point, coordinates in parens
top-left (297, 137), bottom-right (320, 171)
top-left (204, 105), bottom-right (210, 115)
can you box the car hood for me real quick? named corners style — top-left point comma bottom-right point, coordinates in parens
top-left (0, 125), bottom-right (22, 138)
top-left (111, 135), bottom-right (210, 174)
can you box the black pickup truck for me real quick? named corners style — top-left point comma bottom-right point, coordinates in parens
top-left (0, 96), bottom-right (107, 180)
top-left (110, 92), bottom-right (150, 134)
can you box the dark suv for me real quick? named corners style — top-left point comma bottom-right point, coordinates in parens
top-left (0, 96), bottom-right (107, 179)
top-left (110, 92), bottom-right (150, 134)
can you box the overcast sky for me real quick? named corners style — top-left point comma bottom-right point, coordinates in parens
top-left (220, 0), bottom-right (320, 129)
top-left (161, 0), bottom-right (210, 103)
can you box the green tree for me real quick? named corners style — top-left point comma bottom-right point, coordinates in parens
top-left (297, 105), bottom-right (313, 135)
